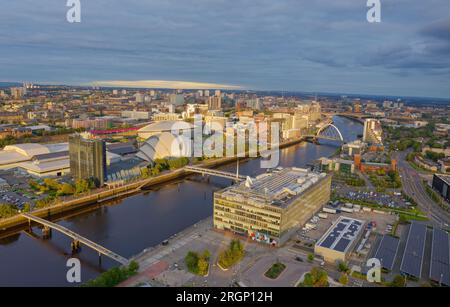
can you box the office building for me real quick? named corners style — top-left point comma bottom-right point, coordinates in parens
top-left (69, 134), bottom-right (107, 187)
top-left (10, 87), bottom-right (25, 99)
top-left (213, 167), bottom-right (332, 246)
top-left (432, 174), bottom-right (450, 201)
top-left (121, 110), bottom-right (151, 120)
top-left (363, 119), bottom-right (383, 145)
top-left (208, 96), bottom-right (222, 111)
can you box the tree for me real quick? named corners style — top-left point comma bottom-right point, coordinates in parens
top-left (22, 203), bottom-right (31, 213)
top-left (301, 267), bottom-right (329, 287)
top-left (43, 178), bottom-right (60, 190)
top-left (218, 240), bottom-right (244, 269)
top-left (307, 254), bottom-right (314, 263)
top-left (75, 179), bottom-right (90, 194)
top-left (184, 250), bottom-right (210, 276)
top-left (339, 273), bottom-right (349, 285)
top-left (57, 183), bottom-right (75, 196)
top-left (0, 204), bottom-right (18, 218)
top-left (197, 258), bottom-right (209, 276)
top-left (337, 261), bottom-right (349, 273)
top-left (185, 251), bottom-right (200, 274)
top-left (141, 167), bottom-right (150, 179)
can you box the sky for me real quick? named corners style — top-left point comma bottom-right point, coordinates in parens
top-left (0, 0), bottom-right (450, 98)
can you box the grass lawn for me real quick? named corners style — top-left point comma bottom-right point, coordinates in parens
top-left (264, 262), bottom-right (286, 279)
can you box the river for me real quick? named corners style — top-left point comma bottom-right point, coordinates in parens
top-left (0, 116), bottom-right (362, 286)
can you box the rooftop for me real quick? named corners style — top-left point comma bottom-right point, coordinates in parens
top-left (138, 120), bottom-right (193, 133)
top-left (316, 216), bottom-right (365, 253)
top-left (217, 167), bottom-right (328, 208)
top-left (435, 174), bottom-right (450, 186)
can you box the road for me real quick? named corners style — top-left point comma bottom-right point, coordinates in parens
top-left (394, 151), bottom-right (449, 228)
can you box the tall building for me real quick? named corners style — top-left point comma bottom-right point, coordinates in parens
top-left (69, 134), bottom-right (107, 187)
top-left (134, 93), bottom-right (145, 103)
top-left (213, 167), bottom-right (332, 246)
top-left (10, 87), bottom-right (25, 99)
top-left (215, 90), bottom-right (221, 97)
top-left (208, 96), bottom-right (222, 110)
top-left (363, 119), bottom-right (383, 145)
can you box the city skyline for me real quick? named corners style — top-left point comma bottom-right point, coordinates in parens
top-left (1, 1), bottom-right (450, 98)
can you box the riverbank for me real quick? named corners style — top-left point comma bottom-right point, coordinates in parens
top-left (0, 137), bottom-right (306, 233)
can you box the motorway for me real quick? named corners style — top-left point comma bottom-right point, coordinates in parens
top-left (394, 151), bottom-right (450, 228)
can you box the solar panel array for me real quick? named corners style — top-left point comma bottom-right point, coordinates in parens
top-left (400, 222), bottom-right (427, 278)
top-left (317, 217), bottom-right (364, 253)
top-left (430, 228), bottom-right (450, 286)
top-left (374, 235), bottom-right (400, 271)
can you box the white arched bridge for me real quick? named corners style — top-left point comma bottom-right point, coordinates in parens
top-left (304, 122), bottom-right (345, 143)
top-left (315, 123), bottom-right (344, 142)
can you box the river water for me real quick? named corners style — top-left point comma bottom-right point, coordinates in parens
top-left (0, 116), bottom-right (362, 286)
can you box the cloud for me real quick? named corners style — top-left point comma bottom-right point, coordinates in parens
top-left (0, 0), bottom-right (450, 97)
top-left (92, 80), bottom-right (243, 90)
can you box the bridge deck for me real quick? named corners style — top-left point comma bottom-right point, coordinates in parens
top-left (22, 213), bottom-right (129, 265)
top-left (184, 166), bottom-right (246, 181)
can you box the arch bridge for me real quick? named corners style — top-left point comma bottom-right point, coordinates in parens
top-left (315, 123), bottom-right (344, 142)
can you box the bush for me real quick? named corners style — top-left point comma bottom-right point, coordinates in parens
top-left (264, 262), bottom-right (286, 279)
top-left (0, 204), bottom-right (18, 218)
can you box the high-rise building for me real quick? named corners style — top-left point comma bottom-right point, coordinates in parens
top-left (363, 119), bottom-right (383, 145)
top-left (69, 134), bottom-right (107, 187)
top-left (215, 90), bottom-right (221, 97)
top-left (135, 93), bottom-right (145, 103)
top-left (208, 96), bottom-right (222, 110)
top-left (10, 87), bottom-right (25, 99)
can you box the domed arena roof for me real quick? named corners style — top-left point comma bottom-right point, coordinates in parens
top-left (138, 120), bottom-right (193, 133)
top-left (136, 132), bottom-right (191, 163)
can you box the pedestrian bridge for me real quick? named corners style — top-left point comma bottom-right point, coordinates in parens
top-left (22, 213), bottom-right (129, 265)
top-left (184, 166), bottom-right (246, 181)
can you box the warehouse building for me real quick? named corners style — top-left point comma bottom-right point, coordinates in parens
top-left (374, 235), bottom-right (400, 271)
top-left (314, 216), bottom-right (365, 263)
top-left (400, 222), bottom-right (427, 279)
top-left (430, 228), bottom-right (450, 286)
top-left (213, 167), bottom-right (332, 246)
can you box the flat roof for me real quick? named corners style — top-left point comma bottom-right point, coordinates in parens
top-left (217, 167), bottom-right (328, 208)
top-left (430, 228), bottom-right (450, 286)
top-left (435, 174), bottom-right (450, 186)
top-left (400, 222), bottom-right (427, 278)
top-left (316, 216), bottom-right (365, 253)
top-left (374, 235), bottom-right (400, 271)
